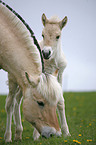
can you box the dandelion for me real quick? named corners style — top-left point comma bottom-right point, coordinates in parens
top-left (73, 139), bottom-right (81, 144)
top-left (87, 139), bottom-right (92, 142)
top-left (1, 109), bottom-right (5, 113)
top-left (26, 137), bottom-right (30, 139)
top-left (78, 134), bottom-right (82, 137)
top-left (89, 123), bottom-right (92, 126)
top-left (78, 141), bottom-right (81, 144)
top-left (64, 140), bottom-right (67, 142)
top-left (73, 139), bottom-right (76, 142)
top-left (22, 119), bottom-right (24, 122)
top-left (0, 137), bottom-right (2, 139)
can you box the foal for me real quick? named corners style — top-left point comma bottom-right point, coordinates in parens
top-left (40, 13), bottom-right (67, 85)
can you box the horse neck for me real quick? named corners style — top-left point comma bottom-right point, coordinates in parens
top-left (0, 30), bottom-right (41, 90)
top-left (0, 5), bottom-right (42, 89)
top-left (1, 44), bottom-right (41, 89)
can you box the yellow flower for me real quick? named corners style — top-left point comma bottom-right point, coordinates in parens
top-left (87, 139), bottom-right (92, 142)
top-left (1, 109), bottom-right (5, 113)
top-left (73, 140), bottom-right (76, 142)
top-left (78, 134), bottom-right (82, 137)
top-left (64, 140), bottom-right (67, 142)
top-left (0, 137), bottom-right (2, 139)
top-left (89, 123), bottom-right (92, 126)
top-left (26, 137), bottom-right (30, 139)
top-left (73, 140), bottom-right (81, 144)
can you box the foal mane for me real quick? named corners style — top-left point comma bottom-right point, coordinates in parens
top-left (49, 16), bottom-right (60, 23)
top-left (0, 0), bottom-right (44, 73)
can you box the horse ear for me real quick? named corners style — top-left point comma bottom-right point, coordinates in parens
top-left (52, 69), bottom-right (59, 77)
top-left (59, 16), bottom-right (68, 30)
top-left (42, 13), bottom-right (48, 26)
top-left (25, 72), bottom-right (40, 87)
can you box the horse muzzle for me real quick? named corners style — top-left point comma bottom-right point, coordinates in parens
top-left (42, 46), bottom-right (53, 59)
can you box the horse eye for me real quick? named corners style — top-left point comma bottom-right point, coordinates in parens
top-left (42, 34), bottom-right (44, 38)
top-left (37, 101), bottom-right (45, 107)
top-left (56, 35), bottom-right (60, 40)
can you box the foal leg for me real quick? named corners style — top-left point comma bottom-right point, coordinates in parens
top-left (13, 88), bottom-right (23, 140)
top-left (33, 128), bottom-right (40, 140)
top-left (4, 75), bottom-right (17, 142)
top-left (57, 95), bottom-right (70, 137)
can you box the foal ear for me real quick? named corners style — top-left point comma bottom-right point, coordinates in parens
top-left (59, 16), bottom-right (68, 30)
top-left (42, 13), bottom-right (48, 26)
top-left (25, 72), bottom-right (40, 87)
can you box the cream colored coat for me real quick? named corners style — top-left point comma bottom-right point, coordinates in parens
top-left (0, 3), bottom-right (63, 142)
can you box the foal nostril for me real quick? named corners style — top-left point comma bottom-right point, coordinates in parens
top-left (49, 50), bottom-right (51, 55)
top-left (42, 50), bottom-right (46, 57)
top-left (42, 50), bottom-right (51, 59)
top-left (42, 50), bottom-right (44, 54)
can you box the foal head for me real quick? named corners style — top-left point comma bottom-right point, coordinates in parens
top-left (41, 14), bottom-right (67, 59)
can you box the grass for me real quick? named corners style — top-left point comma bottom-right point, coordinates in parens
top-left (0, 92), bottom-right (96, 145)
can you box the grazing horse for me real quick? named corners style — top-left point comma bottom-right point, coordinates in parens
top-left (33, 14), bottom-right (70, 140)
top-left (0, 1), bottom-right (63, 142)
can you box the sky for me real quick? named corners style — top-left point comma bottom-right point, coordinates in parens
top-left (0, 0), bottom-right (96, 94)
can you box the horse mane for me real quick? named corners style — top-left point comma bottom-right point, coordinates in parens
top-left (37, 73), bottom-right (62, 105)
top-left (0, 0), bottom-right (44, 72)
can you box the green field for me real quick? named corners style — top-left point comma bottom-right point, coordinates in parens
top-left (0, 92), bottom-right (96, 145)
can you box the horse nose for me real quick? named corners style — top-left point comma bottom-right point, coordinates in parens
top-left (50, 133), bottom-right (53, 137)
top-left (42, 50), bottom-right (51, 59)
top-left (42, 133), bottom-right (53, 138)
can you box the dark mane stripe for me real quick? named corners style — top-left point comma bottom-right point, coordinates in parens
top-left (0, 0), bottom-right (45, 73)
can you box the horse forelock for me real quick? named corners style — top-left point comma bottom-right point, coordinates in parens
top-left (37, 73), bottom-right (62, 105)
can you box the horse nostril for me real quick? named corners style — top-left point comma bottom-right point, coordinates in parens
top-left (50, 133), bottom-right (53, 137)
top-left (42, 135), bottom-right (47, 138)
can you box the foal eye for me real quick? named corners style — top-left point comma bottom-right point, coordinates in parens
top-left (42, 34), bottom-right (44, 38)
top-left (56, 35), bottom-right (60, 40)
top-left (37, 101), bottom-right (45, 107)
